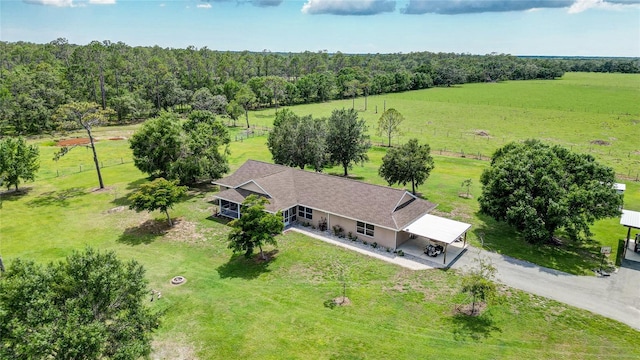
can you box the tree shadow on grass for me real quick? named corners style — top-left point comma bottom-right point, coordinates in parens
top-left (448, 307), bottom-right (502, 341)
top-left (217, 251), bottom-right (277, 280)
top-left (472, 212), bottom-right (604, 275)
top-left (126, 177), bottom-right (149, 190)
top-left (26, 187), bottom-right (86, 208)
top-left (0, 187), bottom-right (34, 206)
top-left (206, 214), bottom-right (231, 226)
top-left (117, 218), bottom-right (172, 245)
top-left (327, 172), bottom-right (365, 181)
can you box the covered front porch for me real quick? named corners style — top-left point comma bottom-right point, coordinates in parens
top-left (397, 213), bottom-right (472, 267)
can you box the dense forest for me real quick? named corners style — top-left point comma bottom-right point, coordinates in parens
top-left (1, 39), bottom-right (638, 135)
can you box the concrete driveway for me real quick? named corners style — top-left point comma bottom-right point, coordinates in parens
top-left (450, 246), bottom-right (640, 330)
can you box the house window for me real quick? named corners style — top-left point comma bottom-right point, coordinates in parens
top-left (356, 221), bottom-right (374, 237)
top-left (298, 206), bottom-right (313, 220)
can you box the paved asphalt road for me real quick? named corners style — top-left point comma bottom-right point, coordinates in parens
top-left (450, 246), bottom-right (640, 330)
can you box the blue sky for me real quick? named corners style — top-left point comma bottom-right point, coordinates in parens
top-left (1, 0), bottom-right (639, 56)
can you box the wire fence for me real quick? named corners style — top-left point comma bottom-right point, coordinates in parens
top-left (37, 157), bottom-right (134, 181)
top-left (232, 126), bottom-right (271, 142)
top-left (35, 123), bottom-right (640, 183)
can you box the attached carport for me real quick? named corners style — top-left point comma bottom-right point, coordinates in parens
top-left (621, 209), bottom-right (640, 262)
top-left (402, 214), bottom-right (472, 264)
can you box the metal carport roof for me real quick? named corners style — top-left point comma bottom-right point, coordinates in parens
top-left (403, 214), bottom-right (472, 244)
top-left (621, 210), bottom-right (640, 229)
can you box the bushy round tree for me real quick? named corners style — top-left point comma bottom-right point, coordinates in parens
top-left (0, 248), bottom-right (160, 359)
top-left (479, 139), bottom-right (622, 244)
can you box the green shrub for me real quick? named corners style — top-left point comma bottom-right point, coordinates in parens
top-left (371, 242), bottom-right (378, 249)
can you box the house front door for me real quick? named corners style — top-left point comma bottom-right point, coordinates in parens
top-left (283, 206), bottom-right (297, 226)
top-left (283, 208), bottom-right (291, 226)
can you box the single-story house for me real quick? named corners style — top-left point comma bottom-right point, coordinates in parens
top-left (213, 160), bottom-right (471, 251)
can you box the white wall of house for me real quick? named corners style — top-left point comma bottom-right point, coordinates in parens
top-left (396, 231), bottom-right (412, 248)
top-left (326, 215), bottom-right (397, 249)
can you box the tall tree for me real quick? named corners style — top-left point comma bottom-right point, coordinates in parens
top-left (227, 195), bottom-right (284, 260)
top-left (0, 136), bottom-right (40, 191)
top-left (234, 84), bottom-right (256, 128)
top-left (173, 111), bottom-right (231, 184)
top-left (376, 108), bottom-right (404, 147)
top-left (130, 111), bottom-right (230, 185)
top-left (191, 87), bottom-right (216, 111)
top-left (128, 178), bottom-right (187, 227)
top-left (0, 248), bottom-right (160, 359)
top-left (267, 109), bottom-right (327, 171)
top-left (129, 111), bottom-right (183, 179)
top-left (378, 138), bottom-right (434, 195)
top-left (326, 108), bottom-right (370, 176)
top-left (343, 79), bottom-right (362, 109)
top-left (225, 100), bottom-right (244, 127)
top-left (53, 101), bottom-right (113, 189)
top-left (479, 139), bottom-right (622, 244)
top-left (263, 76), bottom-right (287, 112)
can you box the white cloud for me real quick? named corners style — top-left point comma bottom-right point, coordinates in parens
top-left (23, 0), bottom-right (75, 7)
top-left (302, 0), bottom-right (396, 15)
top-left (197, 3), bottom-right (212, 8)
top-left (568, 0), bottom-right (639, 13)
top-left (89, 0), bottom-right (116, 4)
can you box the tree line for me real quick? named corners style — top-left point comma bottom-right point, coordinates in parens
top-left (7, 38), bottom-right (625, 135)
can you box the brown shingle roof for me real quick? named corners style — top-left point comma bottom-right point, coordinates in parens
top-left (214, 160), bottom-right (437, 230)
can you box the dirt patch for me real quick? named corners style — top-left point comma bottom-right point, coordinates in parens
top-left (590, 139), bottom-right (610, 146)
top-left (473, 130), bottom-right (490, 137)
top-left (91, 186), bottom-right (115, 193)
top-left (105, 206), bottom-right (127, 214)
top-left (151, 338), bottom-right (198, 360)
top-left (333, 296), bottom-right (351, 306)
top-left (57, 138), bottom-right (92, 146)
top-left (109, 136), bottom-right (127, 141)
top-left (165, 220), bottom-right (206, 243)
top-left (458, 193), bottom-right (473, 199)
top-left (453, 302), bottom-right (488, 316)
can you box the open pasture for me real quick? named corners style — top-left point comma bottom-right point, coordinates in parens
top-left (249, 72), bottom-right (640, 177)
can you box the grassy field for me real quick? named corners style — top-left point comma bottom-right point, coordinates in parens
top-left (1, 160), bottom-right (638, 359)
top-left (248, 72), bottom-right (640, 178)
top-left (1, 72), bottom-right (639, 358)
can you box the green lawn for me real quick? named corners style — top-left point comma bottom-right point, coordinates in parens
top-left (2, 72), bottom-right (639, 358)
top-left (1, 160), bottom-right (638, 359)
